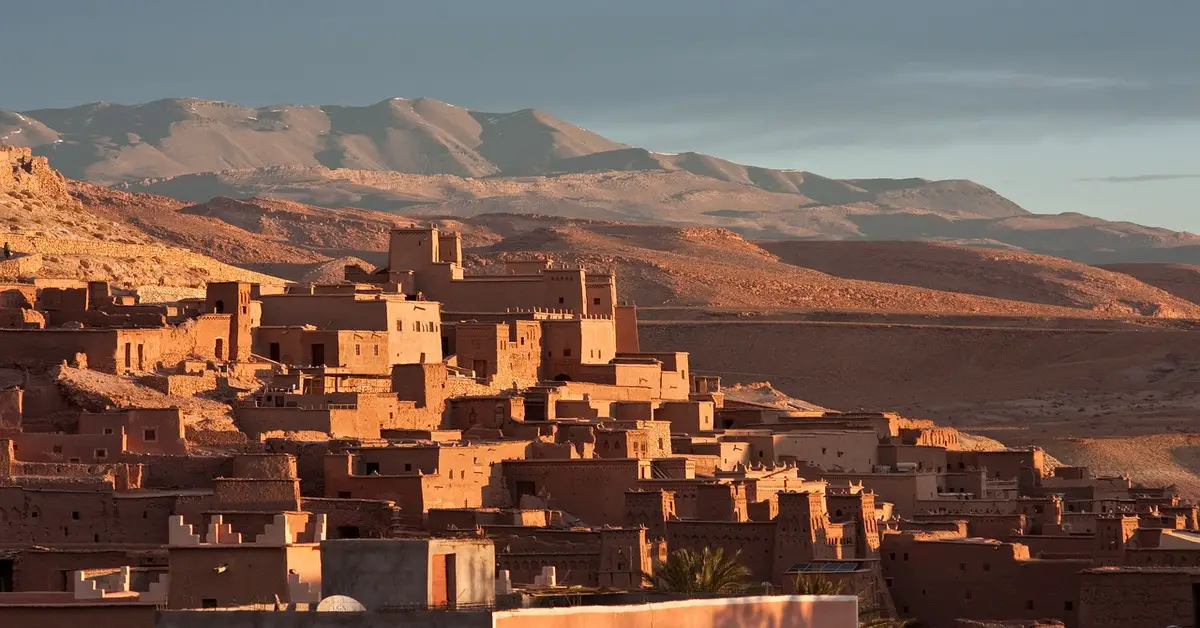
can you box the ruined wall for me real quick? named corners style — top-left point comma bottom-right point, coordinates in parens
top-left (0, 254), bottom-right (43, 281)
top-left (302, 497), bottom-right (398, 539)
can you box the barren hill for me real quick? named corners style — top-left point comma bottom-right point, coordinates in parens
top-left (56, 181), bottom-right (1200, 319)
top-left (1, 146), bottom-right (284, 289)
top-left (762, 240), bottom-right (1200, 317)
top-left (1101, 263), bottom-right (1200, 305)
top-left (107, 165), bottom-right (1200, 263)
top-left (10, 96), bottom-right (1200, 262)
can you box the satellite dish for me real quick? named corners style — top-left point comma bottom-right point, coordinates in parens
top-left (316, 595), bottom-right (366, 612)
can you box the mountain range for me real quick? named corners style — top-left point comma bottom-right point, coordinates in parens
top-left (3, 96), bottom-right (1200, 263)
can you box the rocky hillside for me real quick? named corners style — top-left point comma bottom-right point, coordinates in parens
top-left (1, 146), bottom-right (284, 289)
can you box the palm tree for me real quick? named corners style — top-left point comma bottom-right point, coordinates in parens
top-left (793, 572), bottom-right (846, 595)
top-left (793, 574), bottom-right (915, 628)
top-left (643, 547), bottom-right (750, 594)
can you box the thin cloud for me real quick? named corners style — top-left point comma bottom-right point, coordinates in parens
top-left (1079, 174), bottom-right (1200, 183)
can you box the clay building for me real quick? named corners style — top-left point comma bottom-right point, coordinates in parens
top-left (257, 290), bottom-right (443, 365)
top-left (882, 532), bottom-right (1088, 627)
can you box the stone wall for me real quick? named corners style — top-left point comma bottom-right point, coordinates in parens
top-left (0, 253), bottom-right (43, 280)
top-left (1078, 568), bottom-right (1195, 628)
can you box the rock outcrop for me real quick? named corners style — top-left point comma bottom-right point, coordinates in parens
top-left (1, 145), bottom-right (70, 200)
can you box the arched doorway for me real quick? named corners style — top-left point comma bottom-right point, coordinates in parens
top-left (553, 374), bottom-right (572, 382)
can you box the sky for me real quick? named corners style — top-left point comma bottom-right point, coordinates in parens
top-left (3, 0), bottom-right (1199, 230)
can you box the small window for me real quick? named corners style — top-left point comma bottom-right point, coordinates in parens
top-left (53, 445), bottom-right (63, 454)
top-left (373, 345), bottom-right (379, 356)
top-left (1064, 601), bottom-right (1074, 611)
top-left (1025, 600), bottom-right (1034, 610)
top-left (144, 429), bottom-right (157, 442)
top-left (888, 552), bottom-right (896, 560)
top-left (94, 449), bottom-right (108, 460)
top-left (593, 297), bottom-right (601, 305)
top-left (563, 348), bottom-right (571, 357)
top-left (959, 563), bottom-right (966, 571)
top-left (72, 511), bottom-right (80, 520)
top-left (404, 463), bottom-right (413, 472)
top-left (558, 297), bottom-right (565, 304)
top-left (365, 462), bottom-right (380, 475)
top-left (355, 344), bottom-right (361, 356)
top-left (69, 457), bottom-right (81, 463)
top-left (903, 553), bottom-right (909, 561)
top-left (103, 427), bottom-right (114, 435)
top-left (202, 599), bottom-right (218, 609)
top-left (337, 491), bottom-right (352, 498)
top-left (396, 320), bottom-right (403, 332)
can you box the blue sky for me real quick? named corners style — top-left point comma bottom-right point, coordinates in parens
top-left (3, 1), bottom-right (1198, 230)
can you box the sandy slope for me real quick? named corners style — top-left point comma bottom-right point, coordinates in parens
top-left (1102, 263), bottom-right (1200, 305)
top-left (763, 240), bottom-right (1200, 317)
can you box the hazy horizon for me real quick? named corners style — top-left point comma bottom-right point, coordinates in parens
top-left (3, 1), bottom-right (1198, 231)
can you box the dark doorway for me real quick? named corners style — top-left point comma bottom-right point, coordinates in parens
top-left (136, 344), bottom-right (144, 370)
top-left (214, 338), bottom-right (225, 361)
top-left (525, 401), bottom-right (545, 422)
top-left (269, 342), bottom-right (281, 362)
top-left (1193, 583), bottom-right (1200, 627)
top-left (336, 525), bottom-right (361, 539)
top-left (124, 342), bottom-right (132, 370)
top-left (0, 559), bottom-right (13, 592)
top-left (553, 373), bottom-right (572, 382)
top-left (311, 343), bottom-right (325, 366)
top-left (516, 480), bottom-right (537, 498)
top-left (213, 300), bottom-right (224, 314)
